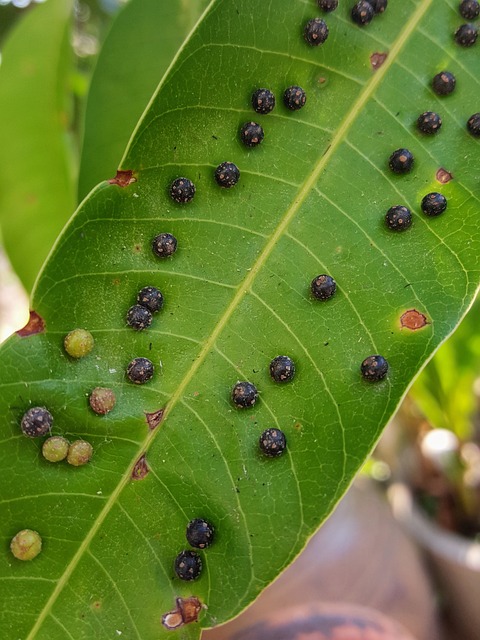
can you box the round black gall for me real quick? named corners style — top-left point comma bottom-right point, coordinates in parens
top-left (214, 162), bottom-right (240, 188)
top-left (259, 428), bottom-right (287, 457)
top-left (21, 407), bottom-right (53, 438)
top-left (270, 355), bottom-right (296, 383)
top-left (126, 357), bottom-right (154, 384)
top-left (421, 192), bottom-right (447, 217)
top-left (283, 86), bottom-right (307, 111)
top-left (152, 232), bottom-right (177, 258)
top-left (232, 381), bottom-right (258, 408)
top-left (417, 111), bottom-right (442, 135)
top-left (240, 121), bottom-right (264, 148)
top-left (467, 113), bottom-right (480, 137)
top-left (170, 177), bottom-right (196, 204)
top-left (311, 274), bottom-right (336, 301)
top-left (318, 0), bottom-right (338, 11)
top-left (351, 1), bottom-right (375, 26)
top-left (361, 355), bottom-right (389, 382)
top-left (251, 88), bottom-right (275, 114)
top-left (370, 0), bottom-right (388, 13)
top-left (388, 148), bottom-right (414, 174)
top-left (432, 71), bottom-right (456, 96)
top-left (385, 206), bottom-right (412, 231)
top-left (455, 23), bottom-right (478, 47)
top-left (126, 305), bottom-right (152, 330)
top-left (174, 550), bottom-right (202, 581)
top-left (460, 1), bottom-right (479, 20)
top-left (137, 286), bottom-right (164, 313)
top-left (304, 18), bottom-right (329, 46)
top-left (186, 518), bottom-right (215, 549)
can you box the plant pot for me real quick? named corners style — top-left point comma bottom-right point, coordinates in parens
top-left (204, 479), bottom-right (439, 640)
top-left (388, 482), bottom-right (480, 640)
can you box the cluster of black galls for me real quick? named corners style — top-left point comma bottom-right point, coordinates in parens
top-left (174, 518), bottom-right (215, 582)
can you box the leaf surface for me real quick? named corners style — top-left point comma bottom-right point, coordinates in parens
top-left (77, 0), bottom-right (209, 201)
top-left (1, 1), bottom-right (479, 639)
top-left (0, 0), bottom-right (75, 292)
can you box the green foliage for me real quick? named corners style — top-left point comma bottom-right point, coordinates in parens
top-left (0, 1), bottom-right (479, 639)
top-left (0, 0), bottom-right (75, 292)
top-left (78, 0), bottom-right (209, 200)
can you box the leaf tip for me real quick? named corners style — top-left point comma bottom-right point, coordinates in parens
top-left (108, 170), bottom-right (137, 187)
top-left (16, 310), bottom-right (45, 337)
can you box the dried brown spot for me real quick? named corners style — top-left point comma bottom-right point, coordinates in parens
top-left (112, 278), bottom-right (121, 286)
top-left (131, 454), bottom-right (149, 480)
top-left (400, 309), bottom-right (429, 331)
top-left (370, 52), bottom-right (388, 70)
top-left (162, 597), bottom-right (203, 630)
top-left (16, 310), bottom-right (45, 337)
top-left (436, 167), bottom-right (453, 184)
top-left (91, 601), bottom-right (102, 611)
top-left (293, 422), bottom-right (302, 431)
top-left (145, 408), bottom-right (165, 430)
top-left (108, 170), bottom-right (137, 188)
top-left (133, 243), bottom-right (142, 253)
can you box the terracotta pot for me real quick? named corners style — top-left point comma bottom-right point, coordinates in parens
top-left (204, 480), bottom-right (439, 640)
top-left (388, 482), bottom-right (480, 640)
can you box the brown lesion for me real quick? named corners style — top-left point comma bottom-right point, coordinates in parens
top-left (400, 309), bottom-right (429, 331)
top-left (108, 170), bottom-right (137, 187)
top-left (370, 52), bottom-right (388, 70)
top-left (145, 408), bottom-right (165, 430)
top-left (162, 597), bottom-right (203, 630)
top-left (16, 310), bottom-right (45, 337)
top-left (131, 454), bottom-right (149, 480)
top-left (436, 167), bottom-right (453, 184)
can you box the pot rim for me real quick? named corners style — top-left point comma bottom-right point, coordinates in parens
top-left (387, 482), bottom-right (480, 571)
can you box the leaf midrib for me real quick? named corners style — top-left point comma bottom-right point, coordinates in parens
top-left (26, 0), bottom-right (433, 636)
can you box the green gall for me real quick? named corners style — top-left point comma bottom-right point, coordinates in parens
top-left (67, 440), bottom-right (93, 466)
top-left (42, 436), bottom-right (69, 462)
top-left (10, 529), bottom-right (42, 561)
top-left (64, 329), bottom-right (94, 358)
top-left (89, 387), bottom-right (116, 415)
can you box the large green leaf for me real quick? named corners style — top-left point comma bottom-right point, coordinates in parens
top-left (0, 0), bottom-right (75, 292)
top-left (78, 0), bottom-right (209, 201)
top-left (1, 1), bottom-right (479, 638)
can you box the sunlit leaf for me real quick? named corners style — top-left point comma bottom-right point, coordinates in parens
top-left (1, 1), bottom-right (479, 639)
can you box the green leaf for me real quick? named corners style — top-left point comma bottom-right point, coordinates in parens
top-left (0, 0), bottom-right (75, 292)
top-left (77, 0), bottom-right (209, 201)
top-left (1, 0), bottom-right (479, 638)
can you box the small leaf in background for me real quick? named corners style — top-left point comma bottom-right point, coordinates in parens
top-left (0, 0), bottom-right (75, 292)
top-left (0, 1), bottom-right (479, 639)
top-left (77, 0), bottom-right (210, 201)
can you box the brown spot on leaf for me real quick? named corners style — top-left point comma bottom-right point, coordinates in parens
top-left (131, 454), bottom-right (149, 480)
top-left (91, 601), bottom-right (102, 611)
top-left (436, 167), bottom-right (453, 184)
top-left (145, 408), bottom-right (165, 430)
top-left (108, 170), bottom-right (137, 187)
top-left (162, 597), bottom-right (203, 630)
top-left (133, 243), bottom-right (142, 253)
top-left (400, 309), bottom-right (429, 331)
top-left (16, 310), bottom-right (45, 337)
top-left (293, 422), bottom-right (302, 431)
top-left (370, 52), bottom-right (388, 70)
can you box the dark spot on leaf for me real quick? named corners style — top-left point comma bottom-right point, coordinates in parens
top-left (370, 52), bottom-right (388, 70)
top-left (145, 408), bottom-right (165, 430)
top-left (400, 309), bottom-right (429, 330)
top-left (131, 454), bottom-right (149, 480)
top-left (293, 422), bottom-right (302, 431)
top-left (133, 243), bottom-right (142, 253)
top-left (436, 167), bottom-right (453, 184)
top-left (16, 311), bottom-right (45, 337)
top-left (108, 170), bottom-right (137, 187)
top-left (91, 601), bottom-right (102, 611)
